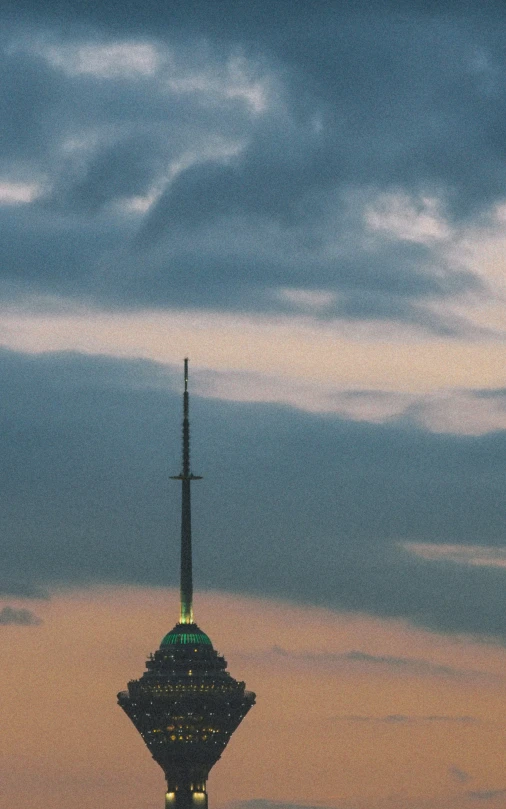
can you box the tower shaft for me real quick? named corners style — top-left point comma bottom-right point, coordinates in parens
top-left (180, 475), bottom-right (192, 624)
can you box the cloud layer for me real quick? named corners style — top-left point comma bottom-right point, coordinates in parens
top-left (0, 349), bottom-right (505, 642)
top-left (0, 4), bottom-right (506, 332)
top-left (0, 0), bottom-right (505, 650)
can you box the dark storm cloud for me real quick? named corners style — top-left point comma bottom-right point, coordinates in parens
top-left (0, 606), bottom-right (42, 625)
top-left (0, 4), bottom-right (504, 323)
top-left (1, 350), bottom-right (505, 641)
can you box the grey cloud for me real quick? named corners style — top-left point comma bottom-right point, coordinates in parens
top-left (337, 715), bottom-right (477, 725)
top-left (449, 766), bottom-right (471, 784)
top-left (269, 647), bottom-right (495, 681)
top-left (0, 606), bottom-right (42, 625)
top-left (333, 291), bottom-right (481, 337)
top-left (234, 801), bottom-right (335, 809)
top-left (0, 580), bottom-right (48, 599)
top-left (125, 7), bottom-right (506, 224)
top-left (343, 651), bottom-right (480, 679)
top-left (0, 38), bottom-right (253, 208)
top-left (476, 389), bottom-right (506, 402)
top-left (1, 350), bottom-right (506, 641)
top-left (0, 7), bottom-right (503, 326)
top-left (0, 199), bottom-right (483, 336)
top-left (0, 49), bottom-right (60, 162)
top-left (345, 714), bottom-right (413, 724)
top-left (466, 789), bottom-right (506, 801)
top-left (134, 213), bottom-right (476, 303)
top-left (0, 205), bottom-right (126, 302)
top-left (47, 133), bottom-right (167, 214)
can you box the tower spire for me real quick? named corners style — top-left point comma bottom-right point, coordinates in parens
top-left (171, 358), bottom-right (201, 624)
top-left (118, 357), bottom-right (255, 809)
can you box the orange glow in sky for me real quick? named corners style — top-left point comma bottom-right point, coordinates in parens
top-left (2, 587), bottom-right (505, 809)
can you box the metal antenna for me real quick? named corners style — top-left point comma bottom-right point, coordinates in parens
top-left (170, 358), bottom-right (202, 624)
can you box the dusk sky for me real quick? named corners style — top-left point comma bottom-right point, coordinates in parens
top-left (1, 2), bottom-right (506, 808)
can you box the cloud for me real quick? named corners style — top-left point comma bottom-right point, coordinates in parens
top-left (1, 12), bottom-right (506, 337)
top-left (274, 288), bottom-right (338, 313)
top-left (466, 789), bottom-right (506, 801)
top-left (0, 606), bottom-right (42, 625)
top-left (0, 579), bottom-right (48, 599)
top-left (269, 647), bottom-right (495, 681)
top-left (0, 301), bottom-right (504, 405)
top-left (410, 390), bottom-right (506, 435)
top-left (405, 543), bottom-right (506, 569)
top-left (449, 765), bottom-right (471, 784)
top-left (233, 801), bottom-right (335, 809)
top-left (41, 41), bottom-right (162, 78)
top-left (344, 651), bottom-right (477, 678)
top-left (0, 348), bottom-right (505, 641)
top-left (0, 182), bottom-right (41, 204)
top-left (365, 193), bottom-right (451, 245)
top-left (336, 715), bottom-right (477, 725)
top-left (0, 301), bottom-right (504, 433)
top-left (49, 132), bottom-right (168, 214)
top-left (9, 3), bottom-right (506, 221)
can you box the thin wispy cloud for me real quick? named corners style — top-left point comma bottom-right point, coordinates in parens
top-left (449, 765), bottom-right (471, 784)
top-left (0, 606), bottom-right (42, 625)
top-left (264, 646), bottom-right (498, 682)
top-left (335, 715), bottom-right (477, 725)
top-left (404, 544), bottom-right (506, 570)
top-left (466, 789), bottom-right (506, 802)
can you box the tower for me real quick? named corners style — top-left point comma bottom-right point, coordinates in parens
top-left (118, 359), bottom-right (255, 809)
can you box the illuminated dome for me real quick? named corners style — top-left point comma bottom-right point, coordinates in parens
top-left (160, 622), bottom-right (213, 648)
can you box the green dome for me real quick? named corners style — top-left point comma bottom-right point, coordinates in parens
top-left (160, 622), bottom-right (213, 648)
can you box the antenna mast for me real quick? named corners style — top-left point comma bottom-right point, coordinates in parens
top-left (170, 358), bottom-right (202, 624)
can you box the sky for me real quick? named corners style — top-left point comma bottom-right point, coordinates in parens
top-left (0, 1), bottom-right (506, 808)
